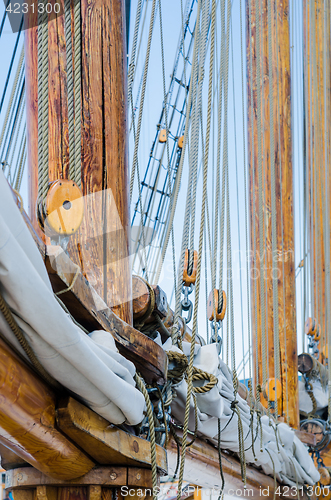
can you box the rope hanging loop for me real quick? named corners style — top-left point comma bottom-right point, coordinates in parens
top-left (207, 288), bottom-right (226, 322)
top-left (305, 317), bottom-right (318, 337)
top-left (183, 249), bottom-right (198, 286)
top-left (38, 179), bottom-right (84, 236)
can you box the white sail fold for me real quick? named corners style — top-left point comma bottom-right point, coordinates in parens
top-left (0, 170), bottom-right (146, 425)
top-left (168, 341), bottom-right (320, 487)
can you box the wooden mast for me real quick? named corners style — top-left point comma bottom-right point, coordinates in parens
top-left (246, 0), bottom-right (299, 427)
top-left (25, 0), bottom-right (132, 324)
top-left (303, 0), bottom-right (331, 362)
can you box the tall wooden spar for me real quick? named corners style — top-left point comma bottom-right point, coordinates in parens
top-left (246, 0), bottom-right (299, 427)
top-left (303, 0), bottom-right (331, 363)
top-left (25, 0), bottom-right (132, 324)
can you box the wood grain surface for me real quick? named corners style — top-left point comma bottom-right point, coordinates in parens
top-left (25, 0), bottom-right (132, 324)
top-left (246, 0), bottom-right (298, 426)
top-left (0, 336), bottom-right (94, 479)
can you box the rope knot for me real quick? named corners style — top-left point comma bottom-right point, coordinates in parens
top-left (231, 400), bottom-right (239, 410)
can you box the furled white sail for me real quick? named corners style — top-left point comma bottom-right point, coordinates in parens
top-left (0, 170), bottom-right (146, 426)
top-left (168, 341), bottom-right (320, 487)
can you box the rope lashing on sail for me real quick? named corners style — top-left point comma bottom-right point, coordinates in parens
top-left (0, 289), bottom-right (61, 390)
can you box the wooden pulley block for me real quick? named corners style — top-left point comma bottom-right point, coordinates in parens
top-left (314, 323), bottom-right (321, 342)
top-left (39, 179), bottom-right (84, 235)
top-left (305, 317), bottom-right (317, 336)
top-left (178, 135), bottom-right (184, 148)
top-left (183, 249), bottom-right (198, 286)
top-left (207, 289), bottom-right (226, 322)
top-left (159, 129), bottom-right (167, 143)
top-left (263, 378), bottom-right (282, 403)
top-left (319, 467), bottom-right (331, 486)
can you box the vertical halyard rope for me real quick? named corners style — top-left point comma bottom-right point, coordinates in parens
top-left (268, 0), bottom-right (280, 419)
top-left (159, 0), bottom-right (177, 296)
top-left (37, 3), bottom-right (49, 202)
top-left (130, 0), bottom-right (157, 200)
top-left (0, 46), bottom-right (24, 153)
top-left (73, 0), bottom-right (81, 187)
top-left (176, 1), bottom-right (215, 496)
top-left (65, 0), bottom-right (75, 181)
top-left (255, 0), bottom-right (267, 388)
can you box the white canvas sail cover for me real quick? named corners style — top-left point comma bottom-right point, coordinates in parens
top-left (0, 170), bottom-right (146, 425)
top-left (167, 341), bottom-right (320, 487)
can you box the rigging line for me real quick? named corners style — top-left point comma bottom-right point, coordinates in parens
top-left (129, 0), bottom-right (150, 133)
top-left (247, 0), bottom-right (259, 391)
top-left (6, 83), bottom-right (25, 176)
top-left (14, 136), bottom-right (26, 192)
top-left (128, 0), bottom-right (143, 109)
top-left (255, 0), bottom-right (267, 387)
top-left (130, 95), bottom-right (150, 282)
top-left (311, 0), bottom-right (323, 347)
top-left (0, 68), bottom-right (24, 166)
top-left (0, 0), bottom-right (10, 39)
top-left (130, 0), bottom-right (157, 201)
top-left (173, 1), bottom-right (203, 324)
top-left (188, 1), bottom-right (210, 254)
top-left (216, 0), bottom-right (226, 303)
top-left (11, 122), bottom-right (26, 188)
top-left (154, 0), bottom-right (202, 290)
top-left (37, 3), bottom-right (50, 202)
top-left (158, 0), bottom-right (177, 294)
top-left (274, 0), bottom-right (289, 422)
top-left (307, 0), bottom-right (314, 320)
top-left (259, 0), bottom-right (270, 402)
top-left (73, 0), bottom-right (81, 187)
top-left (239, 0), bottom-right (252, 385)
top-left (0, 45), bottom-right (24, 153)
top-left (324, 0), bottom-right (331, 423)
top-left (310, 2), bottom-right (323, 343)
top-left (3, 78), bottom-right (25, 164)
top-left (321, 0), bottom-right (331, 419)
top-left (230, 19), bottom-right (246, 384)
top-left (0, 20), bottom-right (23, 115)
top-left (176, 1), bottom-right (216, 497)
top-left (303, 0), bottom-right (311, 322)
top-left (64, 0), bottom-right (75, 181)
top-left (268, 0), bottom-right (280, 419)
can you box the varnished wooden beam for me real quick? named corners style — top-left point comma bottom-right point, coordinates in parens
top-left (25, 0), bottom-right (132, 324)
top-left (0, 336), bottom-right (94, 480)
top-left (246, 0), bottom-right (298, 426)
top-left (6, 467), bottom-right (159, 489)
top-left (56, 397), bottom-right (167, 473)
